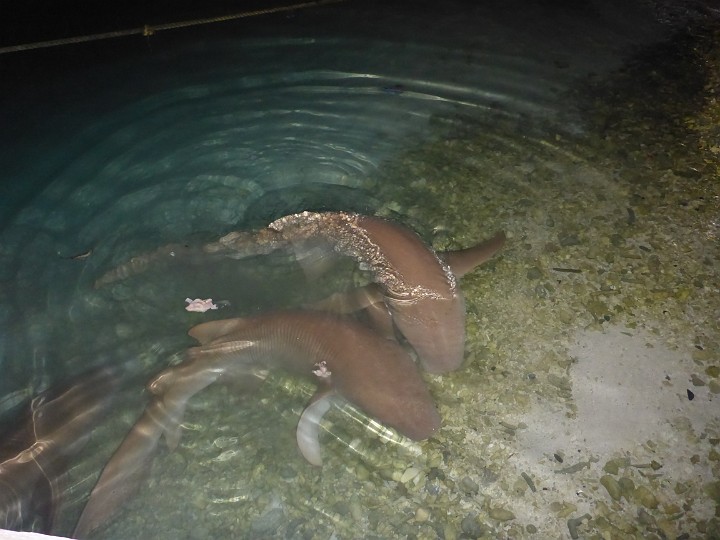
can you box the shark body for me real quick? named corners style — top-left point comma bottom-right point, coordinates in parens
top-left (77, 211), bottom-right (506, 536)
top-left (0, 367), bottom-right (118, 534)
top-left (96, 211), bottom-right (505, 373)
top-left (74, 310), bottom-right (439, 537)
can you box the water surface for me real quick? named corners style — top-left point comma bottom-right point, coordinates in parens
top-left (1, 1), bottom-right (719, 538)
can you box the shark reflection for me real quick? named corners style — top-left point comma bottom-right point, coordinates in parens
top-left (0, 367), bottom-right (119, 534)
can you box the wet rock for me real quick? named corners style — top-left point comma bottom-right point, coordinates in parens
top-left (558, 232), bottom-right (581, 246)
top-left (603, 457), bottom-right (629, 475)
top-left (414, 507), bottom-right (430, 522)
top-left (425, 482), bottom-right (441, 496)
top-left (638, 508), bottom-right (657, 527)
top-left (442, 524), bottom-right (458, 540)
top-left (663, 503), bottom-right (682, 515)
top-left (550, 502), bottom-right (577, 518)
top-left (279, 466), bottom-right (297, 480)
top-left (512, 477), bottom-right (528, 496)
top-left (167, 452), bottom-right (188, 472)
top-left (488, 507), bottom-right (515, 521)
top-left (600, 475), bottom-right (622, 500)
top-left (567, 513), bottom-right (591, 539)
top-left (547, 374), bottom-right (571, 394)
top-left (619, 477), bottom-right (636, 500)
top-left (460, 476), bottom-right (479, 495)
top-left (586, 299), bottom-right (611, 321)
top-left (355, 463), bottom-right (370, 481)
top-left (460, 514), bottom-right (484, 538)
top-left (478, 467), bottom-right (499, 485)
top-left (674, 168), bottom-right (702, 179)
top-left (534, 282), bottom-right (555, 298)
top-left (526, 266), bottom-right (543, 280)
top-left (250, 507), bottom-right (284, 534)
top-left (704, 480), bottom-right (720, 503)
top-left (521, 472), bottom-right (537, 492)
top-left (634, 486), bottom-right (659, 509)
top-left (188, 524), bottom-right (212, 540)
top-left (284, 517), bottom-right (305, 538)
top-left (400, 467), bottom-right (421, 484)
top-left (349, 499), bottom-right (364, 522)
top-left (609, 233), bottom-right (625, 246)
top-left (332, 501), bottom-right (349, 516)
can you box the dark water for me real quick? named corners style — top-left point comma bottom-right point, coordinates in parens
top-left (1, 1), bottom-right (719, 538)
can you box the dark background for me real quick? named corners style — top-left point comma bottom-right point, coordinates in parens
top-left (0, 0), bottom-right (314, 47)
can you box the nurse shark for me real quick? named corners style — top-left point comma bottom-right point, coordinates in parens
top-left (75, 213), bottom-right (505, 536)
top-left (73, 311), bottom-right (441, 537)
top-left (96, 211), bottom-right (505, 373)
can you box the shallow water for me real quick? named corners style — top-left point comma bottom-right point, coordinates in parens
top-left (1, 0), bottom-right (719, 538)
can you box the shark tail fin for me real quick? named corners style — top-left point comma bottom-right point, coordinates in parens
top-left (441, 231), bottom-right (506, 278)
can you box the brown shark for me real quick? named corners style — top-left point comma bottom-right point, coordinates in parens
top-left (95, 211), bottom-right (505, 373)
top-left (74, 310), bottom-right (439, 538)
top-left (245, 212), bottom-right (505, 373)
top-left (0, 367), bottom-right (118, 534)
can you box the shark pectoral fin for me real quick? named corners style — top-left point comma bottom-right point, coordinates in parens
top-left (164, 425), bottom-right (181, 450)
top-left (153, 342), bottom-right (259, 449)
top-left (441, 231), bottom-right (506, 278)
top-left (161, 402), bottom-right (184, 451)
top-left (187, 319), bottom-right (251, 344)
top-left (296, 391), bottom-right (335, 466)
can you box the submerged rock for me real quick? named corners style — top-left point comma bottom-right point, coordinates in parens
top-left (634, 486), bottom-right (659, 509)
top-left (460, 514), bottom-right (484, 537)
top-left (600, 475), bottom-right (622, 501)
top-left (488, 507), bottom-right (515, 521)
top-left (250, 507), bottom-right (285, 534)
top-left (460, 476), bottom-right (479, 495)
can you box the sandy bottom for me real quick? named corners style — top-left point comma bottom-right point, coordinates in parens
top-left (508, 325), bottom-right (717, 536)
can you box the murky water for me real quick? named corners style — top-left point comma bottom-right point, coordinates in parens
top-left (1, 0), bottom-right (719, 538)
